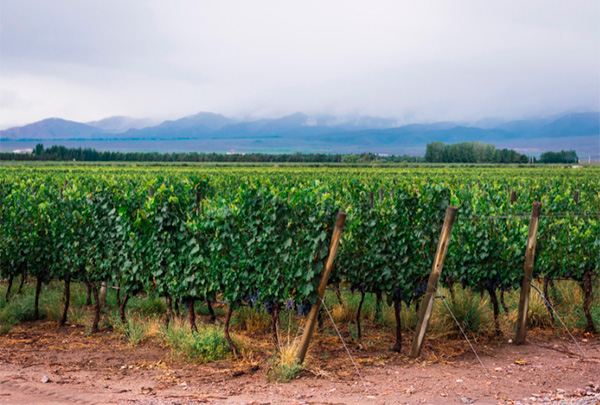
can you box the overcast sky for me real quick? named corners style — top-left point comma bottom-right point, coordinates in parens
top-left (1, 0), bottom-right (598, 128)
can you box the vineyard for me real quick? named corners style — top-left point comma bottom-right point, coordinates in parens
top-left (0, 165), bottom-right (599, 360)
top-left (0, 165), bottom-right (600, 402)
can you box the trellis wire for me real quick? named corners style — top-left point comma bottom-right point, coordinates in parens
top-left (458, 213), bottom-right (599, 220)
top-left (434, 285), bottom-right (490, 377)
top-left (526, 275), bottom-right (588, 359)
top-left (319, 297), bottom-right (370, 393)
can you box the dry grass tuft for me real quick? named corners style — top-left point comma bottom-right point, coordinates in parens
top-left (267, 338), bottom-right (303, 382)
top-left (429, 286), bottom-right (495, 338)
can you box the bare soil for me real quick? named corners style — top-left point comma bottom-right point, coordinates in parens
top-left (0, 321), bottom-right (599, 404)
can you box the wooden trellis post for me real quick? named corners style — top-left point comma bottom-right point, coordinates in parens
top-left (296, 211), bottom-right (346, 364)
top-left (514, 201), bottom-right (542, 345)
top-left (409, 205), bottom-right (458, 358)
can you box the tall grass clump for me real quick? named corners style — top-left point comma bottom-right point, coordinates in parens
top-left (431, 286), bottom-right (494, 337)
top-left (525, 289), bottom-right (554, 329)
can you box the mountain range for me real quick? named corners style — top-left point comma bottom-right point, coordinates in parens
top-left (1, 111), bottom-right (598, 157)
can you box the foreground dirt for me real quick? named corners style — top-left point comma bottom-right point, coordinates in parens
top-left (0, 321), bottom-right (599, 404)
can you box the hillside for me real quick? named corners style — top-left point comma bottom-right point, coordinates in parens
top-left (2, 112), bottom-right (598, 156)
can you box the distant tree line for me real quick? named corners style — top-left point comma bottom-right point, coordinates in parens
top-left (0, 144), bottom-right (425, 164)
top-left (537, 150), bottom-right (579, 164)
top-left (425, 141), bottom-right (529, 163)
top-left (1, 143), bottom-right (577, 164)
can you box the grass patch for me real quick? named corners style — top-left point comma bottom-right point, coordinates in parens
top-left (0, 290), bottom-right (38, 333)
top-left (163, 318), bottom-right (234, 363)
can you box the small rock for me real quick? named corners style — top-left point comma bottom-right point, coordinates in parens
top-left (41, 376), bottom-right (51, 383)
top-left (556, 389), bottom-right (566, 393)
top-left (461, 397), bottom-right (474, 404)
top-left (508, 339), bottom-right (513, 343)
top-left (456, 379), bottom-right (463, 383)
top-left (296, 394), bottom-right (303, 399)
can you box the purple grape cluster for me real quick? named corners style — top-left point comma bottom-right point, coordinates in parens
top-left (284, 298), bottom-right (295, 311)
top-left (244, 290), bottom-right (260, 308)
top-left (298, 300), bottom-right (312, 316)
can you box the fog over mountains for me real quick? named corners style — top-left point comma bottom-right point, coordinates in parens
top-left (1, 111), bottom-right (598, 157)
